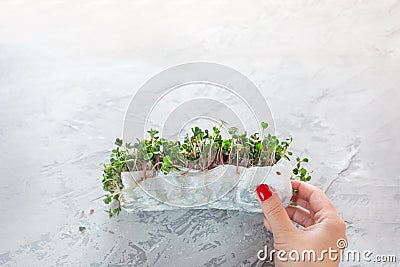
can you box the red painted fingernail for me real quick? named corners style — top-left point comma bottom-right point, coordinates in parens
top-left (256, 184), bottom-right (272, 202)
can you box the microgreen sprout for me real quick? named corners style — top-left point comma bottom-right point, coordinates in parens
top-left (292, 157), bottom-right (312, 182)
top-left (101, 121), bottom-right (312, 216)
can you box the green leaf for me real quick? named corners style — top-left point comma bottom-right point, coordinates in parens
top-left (147, 129), bottom-right (158, 137)
top-left (163, 155), bottom-right (173, 167)
top-left (79, 226), bottom-right (86, 232)
top-left (261, 122), bottom-right (268, 129)
top-left (115, 138), bottom-right (123, 147)
top-left (103, 195), bottom-right (112, 204)
top-left (113, 207), bottom-right (121, 215)
top-left (228, 127), bottom-right (238, 135)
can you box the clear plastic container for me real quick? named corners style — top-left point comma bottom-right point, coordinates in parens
top-left (120, 159), bottom-right (293, 213)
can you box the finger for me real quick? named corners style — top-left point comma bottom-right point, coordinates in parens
top-left (291, 180), bottom-right (336, 213)
top-left (286, 206), bottom-right (315, 228)
top-left (291, 193), bottom-right (315, 217)
top-left (293, 198), bottom-right (315, 217)
top-left (263, 216), bottom-right (272, 232)
top-left (256, 184), bottom-right (297, 237)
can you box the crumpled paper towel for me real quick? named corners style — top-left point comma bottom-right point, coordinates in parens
top-left (120, 159), bottom-right (293, 213)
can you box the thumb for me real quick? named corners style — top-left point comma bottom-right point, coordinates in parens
top-left (256, 184), bottom-right (296, 236)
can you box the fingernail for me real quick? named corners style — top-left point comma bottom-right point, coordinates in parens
top-left (256, 184), bottom-right (272, 202)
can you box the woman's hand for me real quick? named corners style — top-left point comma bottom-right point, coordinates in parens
top-left (256, 181), bottom-right (347, 267)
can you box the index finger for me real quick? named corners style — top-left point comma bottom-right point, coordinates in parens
top-left (291, 180), bottom-right (337, 215)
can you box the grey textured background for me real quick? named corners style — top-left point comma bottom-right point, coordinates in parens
top-left (0, 1), bottom-right (399, 266)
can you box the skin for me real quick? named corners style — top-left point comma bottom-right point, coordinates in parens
top-left (258, 181), bottom-right (347, 266)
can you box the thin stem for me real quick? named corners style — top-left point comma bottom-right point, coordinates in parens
top-left (236, 148), bottom-right (240, 174)
top-left (150, 161), bottom-right (163, 176)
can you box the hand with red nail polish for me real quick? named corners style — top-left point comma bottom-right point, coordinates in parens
top-left (256, 181), bottom-right (347, 267)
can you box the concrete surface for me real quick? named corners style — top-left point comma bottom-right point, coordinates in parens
top-left (0, 0), bottom-right (399, 266)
